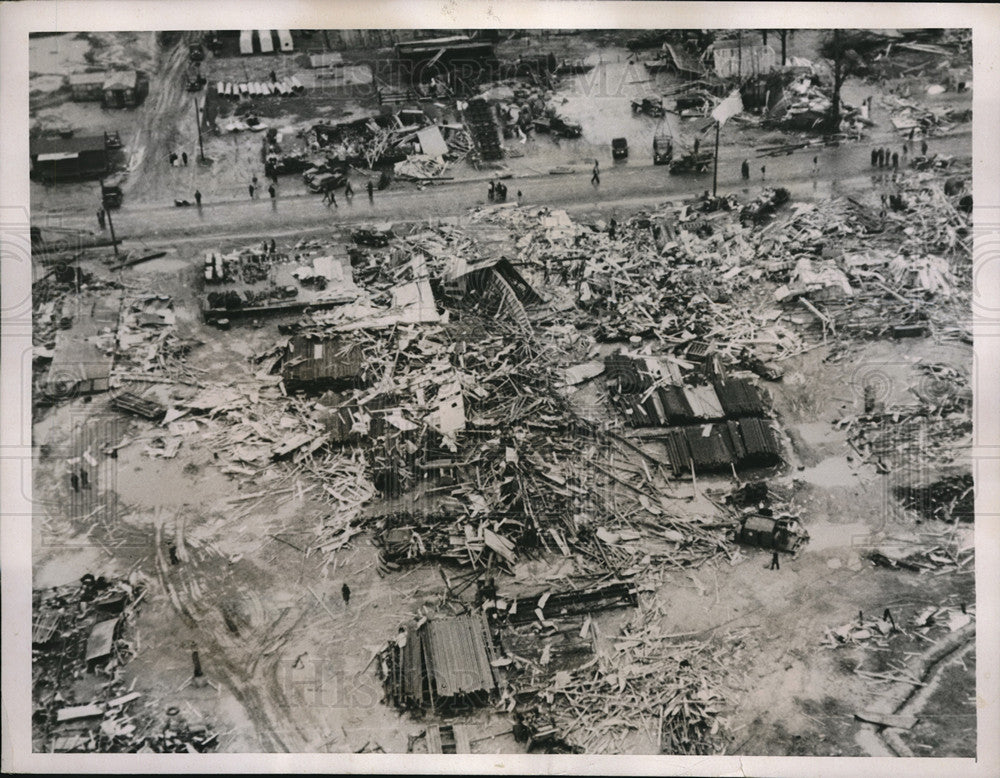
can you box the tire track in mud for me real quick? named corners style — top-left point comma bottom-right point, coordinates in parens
top-left (151, 512), bottom-right (311, 752)
top-left (126, 32), bottom-right (198, 202)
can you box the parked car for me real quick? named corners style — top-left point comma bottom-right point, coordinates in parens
top-left (303, 167), bottom-right (346, 193)
top-left (611, 137), bottom-right (629, 160)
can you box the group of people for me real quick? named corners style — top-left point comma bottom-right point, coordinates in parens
top-left (168, 150), bottom-right (189, 167)
top-left (488, 179), bottom-right (509, 202)
top-left (871, 147), bottom-right (902, 169)
top-left (248, 173), bottom-right (280, 201)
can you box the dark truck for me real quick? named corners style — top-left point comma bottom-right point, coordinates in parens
top-left (101, 176), bottom-right (125, 209)
top-left (533, 114), bottom-right (583, 139)
top-left (631, 97), bottom-right (664, 117)
top-left (611, 137), bottom-right (628, 160)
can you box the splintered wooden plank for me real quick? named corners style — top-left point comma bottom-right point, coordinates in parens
top-left (425, 724), bottom-right (442, 753)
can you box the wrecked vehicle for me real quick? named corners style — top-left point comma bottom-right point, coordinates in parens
top-left (303, 167), bottom-right (347, 193)
top-left (351, 228), bottom-right (392, 248)
top-left (631, 96), bottom-right (665, 117)
top-left (738, 514), bottom-right (809, 553)
top-left (669, 150), bottom-right (712, 175)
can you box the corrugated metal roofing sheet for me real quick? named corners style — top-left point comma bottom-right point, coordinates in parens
top-left (423, 614), bottom-right (496, 697)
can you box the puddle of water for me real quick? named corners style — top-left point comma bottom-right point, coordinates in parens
top-left (807, 520), bottom-right (875, 551)
top-left (796, 455), bottom-right (864, 488)
top-left (796, 421), bottom-right (840, 446)
top-left (128, 257), bottom-right (189, 274)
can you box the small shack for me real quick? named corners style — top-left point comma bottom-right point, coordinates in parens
top-left (30, 134), bottom-right (109, 182)
top-left (102, 70), bottom-right (149, 108)
top-left (68, 71), bottom-right (106, 102)
top-left (395, 35), bottom-right (497, 86)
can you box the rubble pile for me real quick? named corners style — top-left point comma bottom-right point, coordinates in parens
top-left (837, 364), bottom-right (971, 475)
top-left (867, 525), bottom-right (974, 574)
top-left (823, 601), bottom-right (974, 650)
top-left (884, 94), bottom-right (971, 138)
top-left (764, 170), bottom-right (972, 342)
top-left (513, 601), bottom-right (742, 754)
top-left (32, 573), bottom-right (217, 753)
top-left (894, 472), bottom-right (973, 523)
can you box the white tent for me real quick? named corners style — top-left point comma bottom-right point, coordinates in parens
top-left (257, 30), bottom-right (274, 54)
top-left (239, 30), bottom-right (253, 55)
top-left (276, 30), bottom-right (294, 52)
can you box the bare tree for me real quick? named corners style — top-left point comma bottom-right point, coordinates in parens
top-left (827, 29), bottom-right (844, 133)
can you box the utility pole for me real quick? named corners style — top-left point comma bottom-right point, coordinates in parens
top-left (99, 178), bottom-right (119, 258)
top-left (193, 97), bottom-right (205, 162)
top-left (712, 121), bottom-right (720, 197)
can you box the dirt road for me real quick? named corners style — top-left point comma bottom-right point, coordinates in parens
top-left (39, 129), bottom-right (971, 250)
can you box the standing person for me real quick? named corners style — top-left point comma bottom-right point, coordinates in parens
top-left (268, 183), bottom-right (276, 199)
top-left (876, 148), bottom-right (884, 168)
top-left (909, 127), bottom-right (916, 142)
top-left (741, 158), bottom-right (750, 179)
top-left (182, 151), bottom-right (188, 166)
top-left (328, 188), bottom-right (337, 208)
top-left (591, 163), bottom-right (600, 187)
top-left (248, 182), bottom-right (255, 199)
top-left (169, 151), bottom-right (178, 166)
top-left (516, 189), bottom-right (522, 206)
top-left (341, 583), bottom-right (351, 605)
top-left (921, 139), bottom-right (928, 156)
top-left (270, 238), bottom-right (276, 254)
top-left (97, 208), bottom-right (106, 230)
top-left (871, 148), bottom-right (878, 167)
top-left (367, 179), bottom-right (374, 203)
top-left (902, 142), bottom-right (909, 157)
top-left (812, 155), bottom-right (818, 173)
top-left (344, 179), bottom-right (354, 200)
top-left (608, 217), bottom-right (617, 239)
top-left (760, 164), bottom-right (766, 180)
top-left (194, 189), bottom-right (202, 207)
top-left (693, 138), bottom-right (700, 155)
top-left (769, 551), bottom-right (780, 570)
top-left (891, 151), bottom-right (899, 169)
top-left (488, 181), bottom-right (495, 201)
